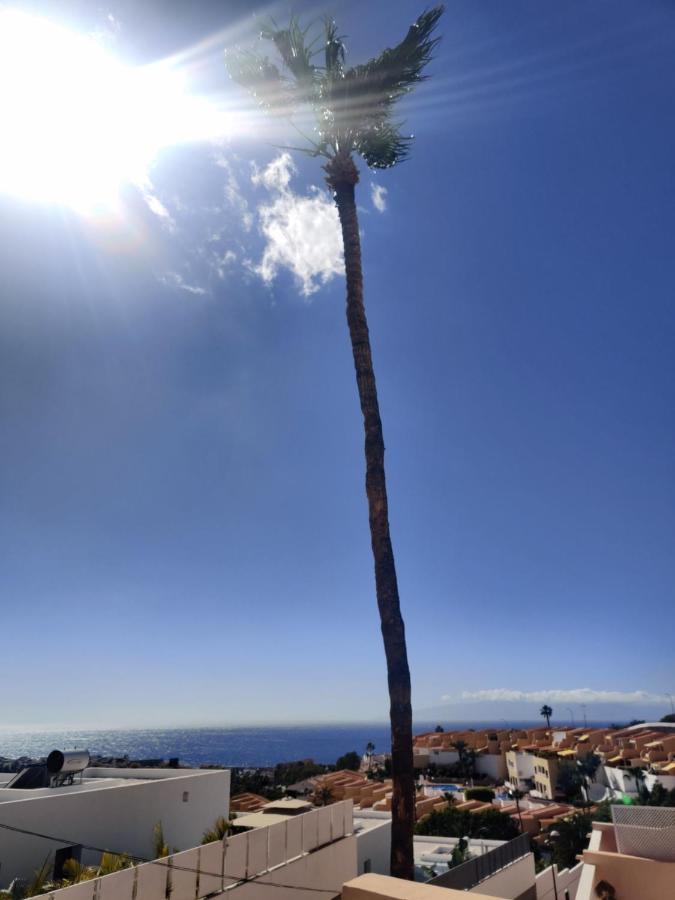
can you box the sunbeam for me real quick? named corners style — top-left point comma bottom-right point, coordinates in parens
top-left (0, 9), bottom-right (243, 214)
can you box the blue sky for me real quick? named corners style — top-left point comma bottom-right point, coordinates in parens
top-left (1, 0), bottom-right (674, 729)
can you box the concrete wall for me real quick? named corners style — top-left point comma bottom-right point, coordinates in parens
top-left (475, 755), bottom-right (507, 781)
top-left (535, 863), bottom-right (582, 900)
top-left (427, 750), bottom-right (459, 766)
top-left (31, 802), bottom-right (356, 900)
top-left (582, 849), bottom-right (675, 900)
top-left (355, 821), bottom-right (391, 876)
top-left (469, 854), bottom-right (535, 899)
top-left (601, 766), bottom-right (675, 796)
top-left (0, 769), bottom-right (230, 886)
top-left (343, 873), bottom-right (503, 900)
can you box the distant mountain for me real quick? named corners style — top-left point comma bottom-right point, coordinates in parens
top-left (413, 699), bottom-right (668, 728)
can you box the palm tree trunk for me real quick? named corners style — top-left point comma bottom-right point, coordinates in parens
top-left (327, 155), bottom-right (415, 880)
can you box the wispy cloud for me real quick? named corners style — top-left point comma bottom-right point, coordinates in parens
top-left (214, 152), bottom-right (253, 231)
top-left (159, 271), bottom-right (207, 295)
top-left (445, 688), bottom-right (665, 705)
top-left (370, 183), bottom-right (388, 213)
top-left (251, 153), bottom-right (343, 297)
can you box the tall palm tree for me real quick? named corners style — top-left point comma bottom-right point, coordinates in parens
top-left (540, 705), bottom-right (553, 728)
top-left (577, 753), bottom-right (601, 805)
top-left (225, 7), bottom-right (444, 880)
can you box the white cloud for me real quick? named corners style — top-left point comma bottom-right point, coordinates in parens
top-left (139, 180), bottom-right (176, 233)
top-left (371, 183), bottom-right (388, 213)
top-left (251, 153), bottom-right (343, 297)
top-left (159, 271), bottom-right (207, 295)
top-left (214, 152), bottom-right (252, 231)
top-left (444, 688), bottom-right (665, 705)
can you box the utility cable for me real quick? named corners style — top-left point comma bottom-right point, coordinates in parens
top-left (0, 820), bottom-right (344, 895)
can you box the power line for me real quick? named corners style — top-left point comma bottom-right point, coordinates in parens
top-left (0, 819), bottom-right (343, 895)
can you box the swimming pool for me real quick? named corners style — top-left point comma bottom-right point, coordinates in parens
top-left (426, 783), bottom-right (460, 792)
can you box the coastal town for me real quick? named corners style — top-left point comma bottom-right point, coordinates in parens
top-left (0, 715), bottom-right (673, 900)
top-left (2, 2), bottom-right (673, 900)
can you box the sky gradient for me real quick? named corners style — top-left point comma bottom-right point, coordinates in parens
top-left (1, 0), bottom-right (674, 729)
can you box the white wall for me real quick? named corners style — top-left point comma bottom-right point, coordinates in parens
top-left (0, 769), bottom-right (230, 886)
top-left (355, 821), bottom-right (391, 876)
top-left (470, 854), bottom-right (535, 898)
top-left (30, 802), bottom-right (357, 900)
top-left (475, 755), bottom-right (506, 780)
top-left (536, 863), bottom-right (583, 900)
top-left (428, 750), bottom-right (459, 766)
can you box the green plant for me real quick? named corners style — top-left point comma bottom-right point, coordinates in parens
top-left (201, 816), bottom-right (232, 844)
top-left (415, 806), bottom-right (519, 841)
top-left (225, 7), bottom-right (443, 880)
top-left (335, 751), bottom-right (361, 771)
top-left (152, 821), bottom-right (177, 858)
top-left (465, 787), bottom-right (495, 802)
top-left (540, 705), bottom-right (553, 728)
top-left (546, 813), bottom-right (592, 869)
top-left (312, 785), bottom-right (334, 807)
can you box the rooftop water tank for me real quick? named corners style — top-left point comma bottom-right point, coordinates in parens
top-left (46, 750), bottom-right (90, 775)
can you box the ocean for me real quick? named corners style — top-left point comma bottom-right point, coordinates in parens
top-left (0, 721), bottom-right (550, 768)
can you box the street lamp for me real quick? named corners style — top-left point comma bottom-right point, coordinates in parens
top-left (566, 707), bottom-right (575, 727)
top-left (666, 693), bottom-right (674, 716)
top-left (547, 830), bottom-right (560, 900)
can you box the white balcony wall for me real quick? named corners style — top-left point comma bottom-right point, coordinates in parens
top-left (0, 769), bottom-right (230, 887)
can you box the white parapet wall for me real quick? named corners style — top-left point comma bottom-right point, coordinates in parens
top-left (468, 853), bottom-right (535, 898)
top-left (535, 863), bottom-right (583, 900)
top-left (31, 801), bottom-right (357, 900)
top-left (0, 768), bottom-right (230, 886)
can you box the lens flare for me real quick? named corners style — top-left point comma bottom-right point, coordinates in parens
top-left (0, 10), bottom-right (235, 213)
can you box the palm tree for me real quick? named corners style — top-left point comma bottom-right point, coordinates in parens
top-left (201, 816), bottom-right (232, 844)
top-left (225, 8), bottom-right (444, 880)
top-left (628, 766), bottom-right (646, 800)
top-left (365, 741), bottom-right (376, 772)
top-left (577, 753), bottom-right (601, 805)
top-left (312, 784), bottom-right (334, 807)
top-left (540, 705), bottom-right (553, 728)
top-left (509, 788), bottom-right (524, 832)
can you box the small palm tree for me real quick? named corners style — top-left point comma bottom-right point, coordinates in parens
top-left (201, 816), bottom-right (232, 844)
top-left (152, 821), bottom-right (173, 859)
top-left (225, 8), bottom-right (444, 880)
top-left (312, 784), bottom-right (334, 807)
top-left (540, 705), bottom-right (553, 728)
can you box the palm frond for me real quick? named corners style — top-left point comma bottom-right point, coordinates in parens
top-left (323, 18), bottom-right (346, 77)
top-left (260, 17), bottom-right (316, 94)
top-left (354, 122), bottom-right (412, 169)
top-left (224, 48), bottom-right (290, 112)
top-left (329, 6), bottom-right (443, 155)
top-left (346, 6), bottom-right (443, 107)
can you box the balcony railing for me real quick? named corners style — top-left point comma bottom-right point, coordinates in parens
top-left (429, 832), bottom-right (531, 892)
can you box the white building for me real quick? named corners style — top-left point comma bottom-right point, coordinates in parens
top-left (0, 763), bottom-right (230, 886)
top-left (505, 750), bottom-right (535, 792)
top-left (27, 800), bottom-right (357, 900)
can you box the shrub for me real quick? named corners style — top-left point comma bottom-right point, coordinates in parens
top-left (465, 787), bottom-right (495, 802)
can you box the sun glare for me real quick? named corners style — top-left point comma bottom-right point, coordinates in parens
top-left (0, 10), bottom-right (233, 213)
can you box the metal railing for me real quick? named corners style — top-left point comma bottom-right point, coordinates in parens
top-left (430, 832), bottom-right (531, 892)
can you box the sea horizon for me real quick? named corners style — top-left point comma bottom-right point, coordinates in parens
top-left (0, 720), bottom-right (614, 769)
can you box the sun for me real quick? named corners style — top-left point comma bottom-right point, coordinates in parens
top-left (0, 10), bottom-right (233, 213)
